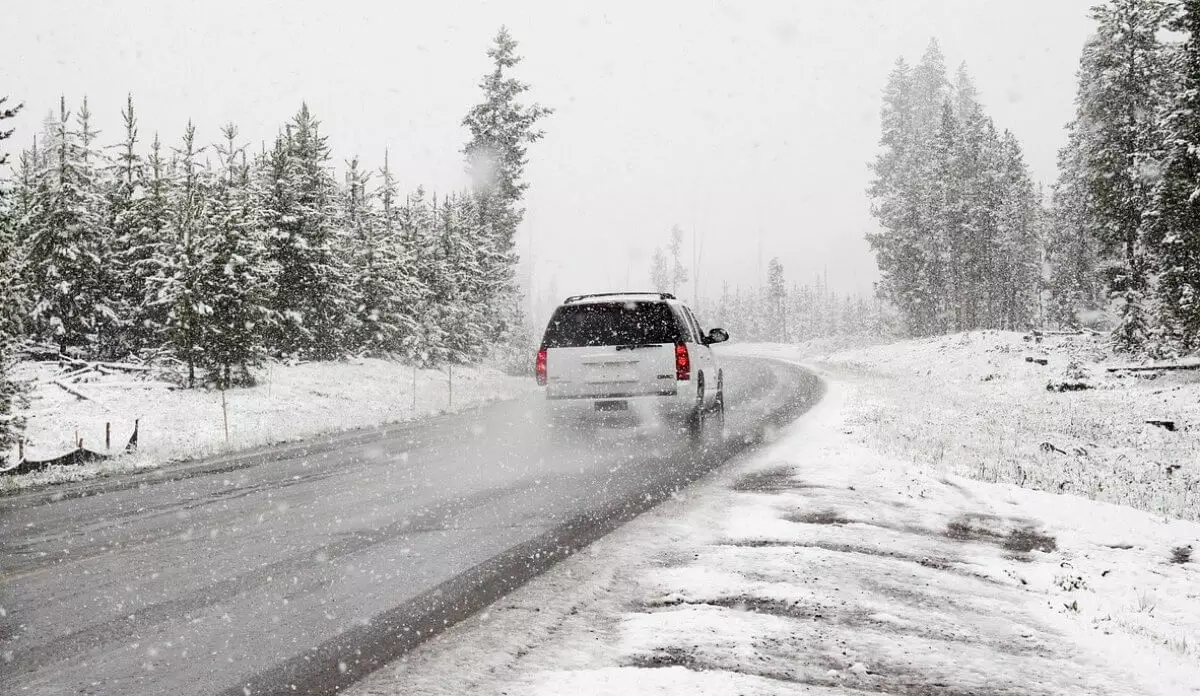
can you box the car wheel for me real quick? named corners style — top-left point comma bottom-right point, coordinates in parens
top-left (711, 371), bottom-right (726, 435)
top-left (687, 376), bottom-right (706, 439)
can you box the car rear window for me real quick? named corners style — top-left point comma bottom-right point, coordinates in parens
top-left (542, 302), bottom-right (683, 348)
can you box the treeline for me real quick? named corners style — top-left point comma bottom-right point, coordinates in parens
top-left (1048, 0), bottom-right (1200, 355)
top-left (0, 28), bottom-right (548, 392)
top-left (710, 261), bottom-right (886, 343)
top-left (0, 28), bottom-right (549, 453)
top-left (867, 41), bottom-right (1045, 338)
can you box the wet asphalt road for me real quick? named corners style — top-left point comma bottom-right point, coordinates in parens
top-left (0, 355), bottom-right (821, 695)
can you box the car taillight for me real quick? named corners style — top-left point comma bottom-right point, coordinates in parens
top-left (675, 342), bottom-right (690, 381)
top-left (536, 347), bottom-right (548, 385)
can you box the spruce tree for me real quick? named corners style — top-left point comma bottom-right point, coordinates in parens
top-left (1148, 0), bottom-right (1200, 353)
top-left (106, 94), bottom-right (156, 355)
top-left (155, 121), bottom-right (210, 386)
top-left (1078, 0), bottom-right (1173, 351)
top-left (345, 154), bottom-right (417, 354)
top-left (136, 134), bottom-right (174, 346)
top-left (397, 189), bottom-right (448, 366)
top-left (650, 248), bottom-right (671, 293)
top-left (263, 105), bottom-right (349, 359)
top-left (993, 131), bottom-right (1043, 330)
top-left (0, 95), bottom-right (25, 455)
top-left (462, 27), bottom-right (552, 350)
top-left (767, 258), bottom-right (787, 341)
top-left (668, 225), bottom-right (688, 296)
top-left (1048, 95), bottom-right (1106, 328)
top-left (26, 97), bottom-right (109, 354)
top-left (867, 58), bottom-right (927, 335)
top-left (200, 124), bottom-right (275, 387)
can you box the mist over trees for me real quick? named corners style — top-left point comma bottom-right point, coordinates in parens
top-left (0, 27), bottom-right (549, 405)
top-left (711, 264), bottom-right (886, 343)
top-left (867, 40), bottom-right (1045, 338)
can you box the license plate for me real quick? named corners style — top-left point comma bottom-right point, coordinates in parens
top-left (595, 400), bottom-right (629, 412)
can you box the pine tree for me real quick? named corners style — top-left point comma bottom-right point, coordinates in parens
top-left (1048, 96), bottom-right (1106, 328)
top-left (440, 192), bottom-right (489, 361)
top-left (135, 133), bottom-right (174, 347)
top-left (106, 94), bottom-right (157, 355)
top-left (154, 121), bottom-right (210, 386)
top-left (993, 131), bottom-right (1043, 330)
top-left (1077, 0), bottom-right (1174, 351)
top-left (668, 225), bottom-right (688, 296)
top-left (26, 97), bottom-right (110, 354)
top-left (867, 58), bottom-right (927, 334)
top-left (871, 43), bottom-right (1053, 336)
top-left (767, 257), bottom-right (787, 341)
top-left (75, 97), bottom-right (121, 355)
top-left (462, 27), bottom-right (552, 351)
top-left (931, 98), bottom-right (964, 331)
top-left (650, 248), bottom-right (671, 293)
top-left (345, 154), bottom-right (418, 355)
top-left (0, 95), bottom-right (25, 455)
top-left (263, 105), bottom-right (349, 359)
top-left (1147, 0), bottom-right (1200, 353)
top-left (200, 124), bottom-right (275, 387)
top-left (397, 189), bottom-right (449, 366)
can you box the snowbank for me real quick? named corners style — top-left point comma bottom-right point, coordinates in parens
top-left (1, 358), bottom-right (536, 491)
top-left (347, 336), bottom-right (1199, 696)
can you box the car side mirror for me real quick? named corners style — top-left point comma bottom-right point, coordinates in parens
top-left (704, 328), bottom-right (729, 345)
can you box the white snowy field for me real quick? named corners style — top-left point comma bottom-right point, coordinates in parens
top-left (0, 358), bottom-right (536, 491)
top-left (751, 330), bottom-right (1200, 522)
top-left (348, 336), bottom-right (1199, 696)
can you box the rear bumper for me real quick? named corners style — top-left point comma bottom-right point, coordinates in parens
top-left (543, 382), bottom-right (695, 418)
top-left (546, 387), bottom-right (676, 400)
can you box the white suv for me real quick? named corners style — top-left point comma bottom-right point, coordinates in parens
top-left (535, 292), bottom-right (729, 433)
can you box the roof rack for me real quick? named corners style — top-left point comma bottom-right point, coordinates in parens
top-left (563, 292), bottom-right (676, 304)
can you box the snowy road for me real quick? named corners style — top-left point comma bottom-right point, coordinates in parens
top-left (0, 355), bottom-right (820, 696)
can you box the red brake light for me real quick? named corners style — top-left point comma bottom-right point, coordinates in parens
top-left (536, 347), bottom-right (548, 385)
top-left (675, 342), bottom-right (690, 381)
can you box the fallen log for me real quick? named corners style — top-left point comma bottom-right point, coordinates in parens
top-left (1107, 361), bottom-right (1200, 373)
top-left (51, 380), bottom-right (108, 406)
top-left (1047, 381), bottom-right (1092, 392)
top-left (97, 361), bottom-right (152, 373)
top-left (1146, 420), bottom-right (1177, 432)
top-left (57, 365), bottom-right (99, 381)
top-left (88, 381), bottom-right (177, 390)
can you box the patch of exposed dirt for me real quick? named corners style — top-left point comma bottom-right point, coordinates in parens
top-left (945, 513), bottom-right (1057, 554)
top-left (720, 538), bottom-right (961, 572)
top-left (623, 637), bottom-right (1055, 695)
top-left (729, 466), bottom-right (811, 492)
top-left (639, 595), bottom-right (1052, 658)
top-left (625, 646), bottom-right (700, 670)
top-left (784, 508), bottom-right (851, 525)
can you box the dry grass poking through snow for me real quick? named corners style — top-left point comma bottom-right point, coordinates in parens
top-left (807, 331), bottom-right (1200, 522)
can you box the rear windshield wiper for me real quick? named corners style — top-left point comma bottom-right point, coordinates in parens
top-left (615, 343), bottom-right (664, 351)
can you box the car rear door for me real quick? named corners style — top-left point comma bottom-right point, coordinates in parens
top-left (541, 301), bottom-right (681, 399)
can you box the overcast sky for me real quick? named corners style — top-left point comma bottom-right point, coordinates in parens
top-left (3, 0), bottom-right (1096, 320)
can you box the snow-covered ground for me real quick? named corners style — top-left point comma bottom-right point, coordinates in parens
top-left (0, 358), bottom-right (536, 491)
top-left (753, 330), bottom-right (1200, 522)
top-left (348, 334), bottom-right (1200, 695)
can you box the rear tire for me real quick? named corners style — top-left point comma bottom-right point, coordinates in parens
top-left (686, 377), bottom-right (706, 440)
top-left (711, 371), bottom-right (726, 438)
